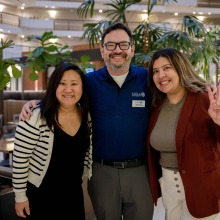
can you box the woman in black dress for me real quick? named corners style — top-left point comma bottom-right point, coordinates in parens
top-left (12, 62), bottom-right (91, 220)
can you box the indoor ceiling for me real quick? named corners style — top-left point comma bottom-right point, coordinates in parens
top-left (3, 0), bottom-right (220, 7)
top-left (3, 0), bottom-right (220, 8)
top-left (1, 0), bottom-right (219, 22)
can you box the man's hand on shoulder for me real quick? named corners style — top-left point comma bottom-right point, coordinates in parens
top-left (19, 100), bottom-right (40, 121)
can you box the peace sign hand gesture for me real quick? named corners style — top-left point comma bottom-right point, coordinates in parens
top-left (207, 86), bottom-right (220, 127)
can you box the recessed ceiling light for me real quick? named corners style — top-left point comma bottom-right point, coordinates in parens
top-left (48, 10), bottom-right (57, 18)
top-left (0, 4), bottom-right (4, 12)
top-left (197, 16), bottom-right (204, 21)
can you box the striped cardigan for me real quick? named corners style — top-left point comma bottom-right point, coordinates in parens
top-left (12, 107), bottom-right (93, 203)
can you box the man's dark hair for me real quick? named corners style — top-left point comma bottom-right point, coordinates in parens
top-left (101, 22), bottom-right (133, 45)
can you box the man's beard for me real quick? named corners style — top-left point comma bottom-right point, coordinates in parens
top-left (105, 54), bottom-right (132, 73)
top-left (108, 61), bottom-right (127, 72)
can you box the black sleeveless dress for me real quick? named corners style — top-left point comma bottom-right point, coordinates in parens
top-left (26, 123), bottom-right (90, 220)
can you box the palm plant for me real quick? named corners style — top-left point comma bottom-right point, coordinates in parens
top-left (156, 16), bottom-right (220, 81)
top-left (77, 0), bottom-right (220, 83)
top-left (0, 39), bottom-right (22, 89)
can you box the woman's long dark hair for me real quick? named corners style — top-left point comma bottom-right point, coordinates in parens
top-left (148, 48), bottom-right (210, 107)
top-left (40, 62), bottom-right (89, 133)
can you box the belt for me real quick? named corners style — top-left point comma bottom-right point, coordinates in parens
top-left (94, 157), bottom-right (145, 169)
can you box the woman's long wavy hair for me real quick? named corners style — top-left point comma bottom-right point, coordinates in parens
top-left (148, 48), bottom-right (211, 107)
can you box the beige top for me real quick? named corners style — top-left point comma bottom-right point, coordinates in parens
top-left (150, 96), bottom-right (186, 170)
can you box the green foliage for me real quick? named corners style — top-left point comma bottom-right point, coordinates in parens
top-left (133, 21), bottom-right (166, 53)
top-left (104, 0), bottom-right (141, 25)
top-left (78, 0), bottom-right (220, 80)
top-left (156, 16), bottom-right (219, 78)
top-left (1, 31), bottom-right (95, 85)
top-left (25, 31), bottom-right (74, 80)
top-left (0, 61), bottom-right (11, 88)
top-left (0, 39), bottom-right (22, 89)
top-left (82, 21), bottom-right (112, 48)
top-left (77, 0), bottom-right (95, 18)
top-left (79, 55), bottom-right (96, 73)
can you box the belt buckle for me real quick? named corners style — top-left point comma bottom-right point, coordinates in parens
top-left (113, 161), bottom-right (127, 169)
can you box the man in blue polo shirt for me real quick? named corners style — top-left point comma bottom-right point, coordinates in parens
top-left (18, 22), bottom-right (154, 220)
top-left (86, 23), bottom-right (153, 220)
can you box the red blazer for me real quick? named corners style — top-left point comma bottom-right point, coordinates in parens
top-left (146, 91), bottom-right (220, 218)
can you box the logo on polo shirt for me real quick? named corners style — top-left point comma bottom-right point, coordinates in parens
top-left (132, 92), bottom-right (145, 97)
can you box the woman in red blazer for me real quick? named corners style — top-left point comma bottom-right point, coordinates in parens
top-left (146, 48), bottom-right (220, 219)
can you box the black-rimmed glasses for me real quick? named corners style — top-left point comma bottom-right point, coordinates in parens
top-left (102, 41), bottom-right (132, 51)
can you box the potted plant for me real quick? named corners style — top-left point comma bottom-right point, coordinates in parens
top-left (25, 31), bottom-right (75, 81)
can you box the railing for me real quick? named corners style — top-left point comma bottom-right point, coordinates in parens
top-left (0, 12), bottom-right (173, 32)
top-left (0, 11), bottom-right (104, 31)
top-left (198, 0), bottom-right (220, 8)
top-left (0, 12), bottom-right (19, 27)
